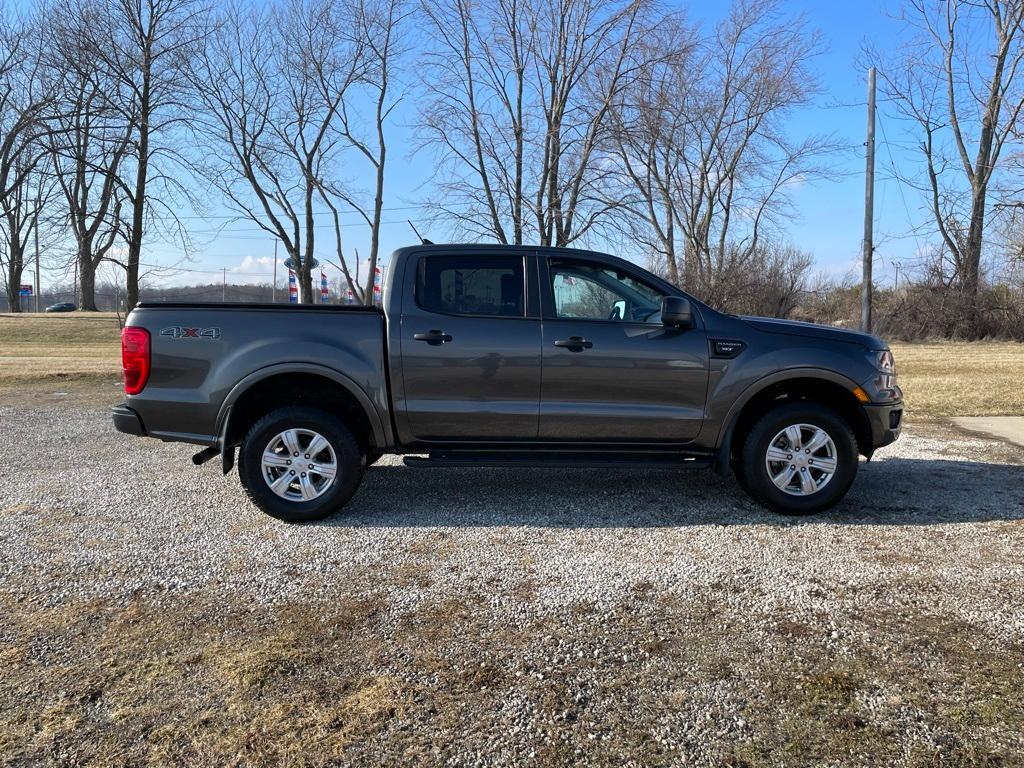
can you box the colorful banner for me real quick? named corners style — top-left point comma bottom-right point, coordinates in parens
top-left (320, 272), bottom-right (329, 303)
top-left (288, 270), bottom-right (298, 303)
top-left (345, 288), bottom-right (355, 305)
top-left (373, 266), bottom-right (383, 305)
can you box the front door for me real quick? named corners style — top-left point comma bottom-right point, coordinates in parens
top-left (539, 256), bottom-right (709, 442)
top-left (399, 252), bottom-right (541, 441)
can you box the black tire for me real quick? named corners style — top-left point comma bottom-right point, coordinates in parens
top-left (237, 406), bottom-right (364, 523)
top-left (739, 402), bottom-right (858, 515)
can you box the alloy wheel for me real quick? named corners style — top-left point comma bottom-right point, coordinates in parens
top-left (261, 428), bottom-right (338, 502)
top-left (764, 423), bottom-right (838, 497)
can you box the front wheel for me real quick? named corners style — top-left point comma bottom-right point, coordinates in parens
top-left (739, 402), bottom-right (858, 515)
top-left (238, 406), bottom-right (364, 523)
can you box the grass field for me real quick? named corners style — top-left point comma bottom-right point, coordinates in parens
top-left (0, 312), bottom-right (122, 384)
top-left (1, 313), bottom-right (1022, 417)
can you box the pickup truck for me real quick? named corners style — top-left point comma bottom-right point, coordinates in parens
top-left (113, 243), bottom-right (903, 523)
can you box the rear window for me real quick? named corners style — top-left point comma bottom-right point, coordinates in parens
top-left (417, 255), bottom-right (525, 317)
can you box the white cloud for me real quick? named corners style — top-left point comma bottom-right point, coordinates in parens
top-left (235, 255), bottom-right (276, 274)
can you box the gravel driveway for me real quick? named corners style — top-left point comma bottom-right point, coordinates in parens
top-left (2, 390), bottom-right (1023, 766)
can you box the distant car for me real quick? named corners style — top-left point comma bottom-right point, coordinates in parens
top-left (45, 302), bottom-right (76, 313)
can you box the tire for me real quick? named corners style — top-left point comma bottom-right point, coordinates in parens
top-left (237, 406), bottom-right (364, 523)
top-left (739, 402), bottom-right (858, 515)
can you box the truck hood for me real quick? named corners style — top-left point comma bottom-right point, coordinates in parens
top-left (739, 316), bottom-right (887, 349)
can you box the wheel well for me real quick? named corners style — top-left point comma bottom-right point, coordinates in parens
top-left (224, 373), bottom-right (375, 453)
top-left (729, 378), bottom-right (872, 461)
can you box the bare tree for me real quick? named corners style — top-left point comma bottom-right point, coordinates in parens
top-left (610, 0), bottom-right (834, 305)
top-left (418, 0), bottom-right (658, 246)
top-left (190, 0), bottom-right (365, 303)
top-left (873, 0), bottom-right (1024, 334)
top-left (321, 0), bottom-right (410, 303)
top-left (78, 0), bottom-right (208, 307)
top-left (46, 0), bottom-right (134, 312)
top-left (0, 8), bottom-right (56, 312)
top-left (604, 14), bottom-right (696, 284)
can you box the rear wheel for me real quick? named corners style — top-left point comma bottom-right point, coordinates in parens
top-left (739, 402), bottom-right (858, 515)
top-left (238, 406), bottom-right (364, 523)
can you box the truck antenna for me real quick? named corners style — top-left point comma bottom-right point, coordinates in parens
top-left (408, 219), bottom-right (433, 245)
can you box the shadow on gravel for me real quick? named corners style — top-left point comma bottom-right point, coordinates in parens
top-left (317, 456), bottom-right (1024, 529)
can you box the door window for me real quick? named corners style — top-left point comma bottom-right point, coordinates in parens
top-left (417, 255), bottom-right (525, 317)
top-left (549, 259), bottom-right (663, 323)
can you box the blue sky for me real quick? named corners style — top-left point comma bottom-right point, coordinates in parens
top-left (128, 0), bottom-right (923, 291)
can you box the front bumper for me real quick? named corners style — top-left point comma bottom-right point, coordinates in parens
top-left (111, 404), bottom-right (146, 436)
top-left (863, 401), bottom-right (903, 450)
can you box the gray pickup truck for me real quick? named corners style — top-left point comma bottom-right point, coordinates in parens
top-left (113, 243), bottom-right (903, 522)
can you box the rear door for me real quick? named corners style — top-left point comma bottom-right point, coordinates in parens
top-left (398, 251), bottom-right (542, 441)
top-left (538, 256), bottom-right (709, 442)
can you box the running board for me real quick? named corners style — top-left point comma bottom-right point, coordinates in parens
top-left (403, 451), bottom-right (712, 470)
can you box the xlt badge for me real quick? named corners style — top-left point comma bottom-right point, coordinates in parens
top-left (711, 339), bottom-right (745, 358)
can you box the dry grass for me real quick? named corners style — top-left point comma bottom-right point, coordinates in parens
top-left (891, 341), bottom-right (1024, 418)
top-left (1, 592), bottom-right (1021, 766)
top-left (0, 312), bottom-right (122, 385)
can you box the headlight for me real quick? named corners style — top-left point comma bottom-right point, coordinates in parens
top-left (876, 350), bottom-right (895, 374)
top-left (867, 349), bottom-right (900, 401)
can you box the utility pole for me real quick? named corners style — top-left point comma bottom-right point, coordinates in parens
top-left (862, 67), bottom-right (876, 334)
top-left (33, 211), bottom-right (40, 313)
top-left (272, 240), bottom-right (278, 303)
top-left (891, 259), bottom-right (901, 292)
top-left (222, 267), bottom-right (227, 302)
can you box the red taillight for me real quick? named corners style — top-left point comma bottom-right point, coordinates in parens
top-left (121, 327), bottom-right (151, 395)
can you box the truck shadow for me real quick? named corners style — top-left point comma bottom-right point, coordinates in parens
top-left (319, 456), bottom-right (1024, 528)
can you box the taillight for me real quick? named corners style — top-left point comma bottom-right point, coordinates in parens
top-left (122, 327), bottom-right (151, 395)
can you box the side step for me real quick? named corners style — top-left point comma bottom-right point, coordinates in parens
top-left (403, 451), bottom-right (711, 470)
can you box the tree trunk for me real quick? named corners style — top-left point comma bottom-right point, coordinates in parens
top-left (127, 48), bottom-right (153, 308)
top-left (964, 188), bottom-right (986, 297)
top-left (5, 252), bottom-right (23, 312)
top-left (78, 241), bottom-right (98, 311)
top-left (961, 184), bottom-right (987, 336)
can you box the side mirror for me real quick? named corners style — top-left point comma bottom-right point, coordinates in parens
top-left (661, 296), bottom-right (693, 328)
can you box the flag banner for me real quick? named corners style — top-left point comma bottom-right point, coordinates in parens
top-left (373, 266), bottom-right (383, 305)
top-left (345, 289), bottom-right (355, 305)
top-left (320, 272), bottom-right (329, 303)
top-left (288, 270), bottom-right (298, 303)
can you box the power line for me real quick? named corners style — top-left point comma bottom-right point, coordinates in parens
top-left (877, 105), bottom-right (927, 264)
top-left (146, 205), bottom-right (425, 222)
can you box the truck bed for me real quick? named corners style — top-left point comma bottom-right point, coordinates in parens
top-left (123, 303), bottom-right (389, 447)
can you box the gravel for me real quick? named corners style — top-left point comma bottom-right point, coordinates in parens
top-left (2, 392), bottom-right (1023, 765)
top-left (2, 395), bottom-right (1023, 630)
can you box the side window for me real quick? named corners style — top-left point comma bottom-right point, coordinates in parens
top-left (417, 255), bottom-right (525, 317)
top-left (549, 259), bottom-right (664, 322)
top-left (552, 272), bottom-right (621, 320)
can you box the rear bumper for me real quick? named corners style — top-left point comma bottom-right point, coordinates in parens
top-left (863, 401), bottom-right (903, 450)
top-left (111, 404), bottom-right (146, 437)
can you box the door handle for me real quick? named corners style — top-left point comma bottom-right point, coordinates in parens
top-left (413, 330), bottom-right (453, 345)
top-left (553, 336), bottom-right (593, 351)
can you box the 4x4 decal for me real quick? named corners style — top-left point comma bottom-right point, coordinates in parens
top-left (160, 326), bottom-right (221, 339)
